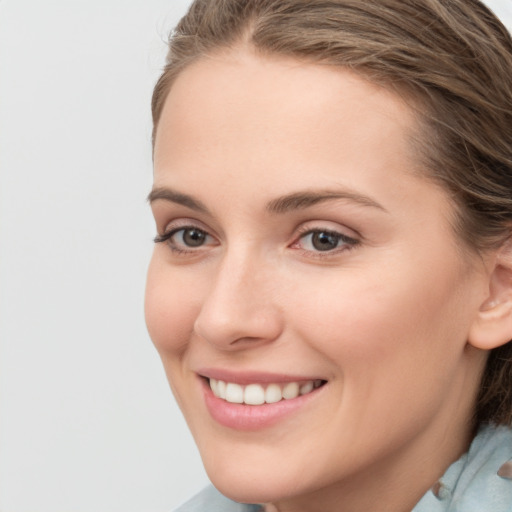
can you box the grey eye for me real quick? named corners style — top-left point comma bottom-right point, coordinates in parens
top-left (181, 228), bottom-right (207, 247)
top-left (310, 231), bottom-right (342, 251)
top-left (296, 228), bottom-right (359, 254)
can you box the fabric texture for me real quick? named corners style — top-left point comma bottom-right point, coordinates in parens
top-left (174, 485), bottom-right (262, 512)
top-left (174, 424), bottom-right (512, 511)
top-left (413, 424), bottom-right (512, 511)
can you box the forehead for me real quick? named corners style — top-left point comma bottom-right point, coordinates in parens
top-left (151, 47), bottom-right (448, 230)
top-left (153, 47), bottom-right (419, 172)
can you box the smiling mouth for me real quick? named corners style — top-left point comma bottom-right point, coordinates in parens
top-left (208, 378), bottom-right (326, 405)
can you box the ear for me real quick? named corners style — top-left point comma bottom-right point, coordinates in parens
top-left (469, 237), bottom-right (512, 350)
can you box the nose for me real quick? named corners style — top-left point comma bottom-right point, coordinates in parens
top-left (193, 249), bottom-right (283, 351)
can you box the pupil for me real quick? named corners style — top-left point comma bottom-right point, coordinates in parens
top-left (312, 232), bottom-right (338, 251)
top-left (183, 229), bottom-right (206, 247)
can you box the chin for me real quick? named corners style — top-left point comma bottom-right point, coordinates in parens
top-left (200, 450), bottom-right (305, 504)
top-left (200, 442), bottom-right (335, 506)
top-left (208, 472), bottom-right (295, 505)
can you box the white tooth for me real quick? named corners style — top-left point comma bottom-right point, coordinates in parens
top-left (217, 380), bottom-right (227, 399)
top-left (299, 381), bottom-right (314, 395)
top-left (244, 384), bottom-right (265, 405)
top-left (210, 378), bottom-right (219, 397)
top-left (282, 382), bottom-right (299, 400)
top-left (265, 384), bottom-right (282, 404)
top-left (225, 383), bottom-right (244, 403)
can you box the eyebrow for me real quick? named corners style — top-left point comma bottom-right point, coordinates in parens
top-left (147, 187), bottom-right (210, 213)
top-left (266, 189), bottom-right (387, 214)
top-left (147, 186), bottom-right (387, 215)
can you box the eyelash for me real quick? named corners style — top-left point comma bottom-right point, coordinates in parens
top-left (292, 226), bottom-right (360, 256)
top-left (154, 224), bottom-right (360, 257)
top-left (153, 225), bottom-right (214, 254)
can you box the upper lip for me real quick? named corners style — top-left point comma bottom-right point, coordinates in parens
top-left (197, 368), bottom-right (326, 385)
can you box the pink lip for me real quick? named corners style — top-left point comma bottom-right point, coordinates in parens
top-left (198, 374), bottom-right (326, 431)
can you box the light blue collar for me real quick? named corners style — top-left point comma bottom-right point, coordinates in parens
top-left (413, 424), bottom-right (512, 512)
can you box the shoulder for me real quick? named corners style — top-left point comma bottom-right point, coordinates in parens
top-left (173, 485), bottom-right (262, 512)
top-left (414, 424), bottom-right (512, 512)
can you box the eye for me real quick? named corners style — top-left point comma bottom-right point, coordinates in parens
top-left (176, 227), bottom-right (208, 247)
top-left (154, 225), bottom-right (217, 252)
top-left (294, 229), bottom-right (359, 253)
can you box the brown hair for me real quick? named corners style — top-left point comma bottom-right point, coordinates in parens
top-left (152, 0), bottom-right (512, 426)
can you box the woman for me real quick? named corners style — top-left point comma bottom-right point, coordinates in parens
top-left (145, 1), bottom-right (512, 510)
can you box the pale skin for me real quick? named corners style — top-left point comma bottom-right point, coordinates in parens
top-left (146, 47), bottom-right (512, 512)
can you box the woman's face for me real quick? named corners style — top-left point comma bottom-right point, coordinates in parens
top-left (146, 49), bottom-right (490, 508)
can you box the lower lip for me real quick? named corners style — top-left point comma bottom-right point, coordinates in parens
top-left (201, 379), bottom-right (325, 431)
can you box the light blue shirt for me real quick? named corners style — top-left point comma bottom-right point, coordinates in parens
top-left (175, 424), bottom-right (512, 511)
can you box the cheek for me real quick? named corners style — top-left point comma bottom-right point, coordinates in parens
top-left (280, 265), bottom-right (474, 453)
top-left (144, 256), bottom-right (200, 356)
top-left (287, 258), bottom-right (471, 379)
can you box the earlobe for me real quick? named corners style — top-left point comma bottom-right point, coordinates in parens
top-left (469, 237), bottom-right (512, 350)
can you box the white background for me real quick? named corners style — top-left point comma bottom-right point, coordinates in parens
top-left (0, 1), bottom-right (511, 511)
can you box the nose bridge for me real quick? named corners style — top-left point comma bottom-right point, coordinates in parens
top-left (211, 248), bottom-right (257, 310)
top-left (193, 243), bottom-right (282, 349)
